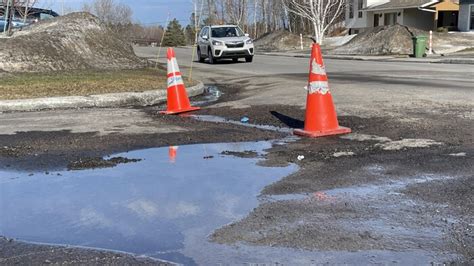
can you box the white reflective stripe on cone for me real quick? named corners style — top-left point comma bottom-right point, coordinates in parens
top-left (168, 74), bottom-right (185, 87)
top-left (167, 58), bottom-right (181, 75)
top-left (311, 59), bottom-right (326, 75)
top-left (308, 81), bottom-right (330, 95)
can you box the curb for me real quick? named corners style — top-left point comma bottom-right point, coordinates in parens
top-left (262, 52), bottom-right (310, 59)
top-left (261, 52), bottom-right (474, 64)
top-left (0, 82), bottom-right (205, 113)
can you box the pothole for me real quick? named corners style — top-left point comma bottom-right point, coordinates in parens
top-left (0, 140), bottom-right (298, 265)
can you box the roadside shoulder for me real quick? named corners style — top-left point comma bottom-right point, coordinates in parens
top-left (0, 82), bottom-right (204, 113)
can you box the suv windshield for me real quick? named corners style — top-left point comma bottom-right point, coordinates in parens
top-left (211, 27), bottom-right (244, 38)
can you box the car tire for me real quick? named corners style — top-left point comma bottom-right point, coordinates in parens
top-left (208, 49), bottom-right (216, 64)
top-left (232, 58), bottom-right (239, 63)
top-left (197, 47), bottom-right (204, 63)
top-left (245, 56), bottom-right (253, 63)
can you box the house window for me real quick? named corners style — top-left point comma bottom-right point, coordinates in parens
top-left (374, 14), bottom-right (380, 27)
top-left (384, 13), bottom-right (397, 26)
top-left (358, 0), bottom-right (363, 18)
top-left (349, 0), bottom-right (354, 19)
top-left (470, 5), bottom-right (474, 30)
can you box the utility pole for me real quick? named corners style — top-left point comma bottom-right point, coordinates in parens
top-left (7, 0), bottom-right (15, 36)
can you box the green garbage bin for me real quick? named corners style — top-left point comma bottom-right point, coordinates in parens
top-left (412, 36), bottom-right (427, 58)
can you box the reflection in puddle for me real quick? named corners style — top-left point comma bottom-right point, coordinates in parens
top-left (0, 141), bottom-right (298, 265)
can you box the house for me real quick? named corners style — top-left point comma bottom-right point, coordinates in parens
top-left (458, 0), bottom-right (474, 31)
top-left (346, 0), bottom-right (460, 33)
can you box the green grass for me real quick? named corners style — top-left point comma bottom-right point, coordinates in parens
top-left (0, 68), bottom-right (198, 100)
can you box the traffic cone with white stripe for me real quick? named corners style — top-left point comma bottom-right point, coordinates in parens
top-left (294, 41), bottom-right (351, 138)
top-left (160, 48), bottom-right (200, 115)
top-left (169, 146), bottom-right (178, 163)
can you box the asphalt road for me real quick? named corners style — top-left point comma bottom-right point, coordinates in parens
top-left (136, 46), bottom-right (474, 78)
top-left (136, 46), bottom-right (474, 114)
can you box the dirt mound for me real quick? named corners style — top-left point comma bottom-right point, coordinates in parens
top-left (255, 30), bottom-right (312, 51)
top-left (0, 12), bottom-right (144, 73)
top-left (332, 25), bottom-right (426, 55)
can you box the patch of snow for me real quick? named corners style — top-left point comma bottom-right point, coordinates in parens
top-left (324, 35), bottom-right (357, 47)
top-left (435, 46), bottom-right (469, 54)
top-left (333, 151), bottom-right (355, 157)
top-left (340, 133), bottom-right (391, 143)
top-left (448, 152), bottom-right (467, 157)
top-left (376, 139), bottom-right (443, 151)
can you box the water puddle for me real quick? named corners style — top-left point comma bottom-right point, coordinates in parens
top-left (191, 86), bottom-right (222, 106)
top-left (193, 115), bottom-right (294, 134)
top-left (0, 140), bottom-right (301, 265)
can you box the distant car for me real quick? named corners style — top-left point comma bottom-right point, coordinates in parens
top-left (0, 17), bottom-right (29, 32)
top-left (0, 7), bottom-right (58, 32)
top-left (197, 25), bottom-right (254, 64)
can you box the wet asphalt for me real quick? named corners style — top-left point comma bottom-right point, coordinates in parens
top-left (0, 48), bottom-right (473, 264)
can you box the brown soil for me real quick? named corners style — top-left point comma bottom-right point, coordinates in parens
top-left (332, 25), bottom-right (474, 56)
top-left (0, 12), bottom-right (144, 73)
top-left (255, 30), bottom-right (313, 51)
top-left (332, 25), bottom-right (425, 55)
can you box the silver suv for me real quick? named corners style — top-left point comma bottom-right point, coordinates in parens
top-left (197, 25), bottom-right (254, 64)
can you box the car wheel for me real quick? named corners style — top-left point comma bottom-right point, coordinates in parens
top-left (197, 47), bottom-right (204, 63)
top-left (232, 58), bottom-right (239, 63)
top-left (207, 48), bottom-right (216, 65)
top-left (245, 56), bottom-right (253, 63)
top-left (208, 49), bottom-right (216, 64)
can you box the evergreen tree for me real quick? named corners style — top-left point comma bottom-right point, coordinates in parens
top-left (185, 25), bottom-right (196, 45)
top-left (162, 18), bottom-right (186, 47)
top-left (184, 13), bottom-right (197, 45)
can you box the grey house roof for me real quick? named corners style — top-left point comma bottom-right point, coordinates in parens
top-left (364, 0), bottom-right (441, 11)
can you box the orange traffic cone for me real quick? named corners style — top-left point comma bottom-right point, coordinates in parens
top-left (160, 48), bottom-right (200, 115)
top-left (294, 42), bottom-right (351, 138)
top-left (169, 146), bottom-right (178, 163)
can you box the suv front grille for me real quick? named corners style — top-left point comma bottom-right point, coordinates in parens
top-left (225, 42), bottom-right (244, 48)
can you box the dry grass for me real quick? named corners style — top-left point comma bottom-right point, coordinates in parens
top-left (0, 68), bottom-right (198, 100)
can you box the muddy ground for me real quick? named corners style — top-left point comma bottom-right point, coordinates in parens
top-left (196, 87), bottom-right (473, 262)
top-left (0, 237), bottom-right (171, 265)
top-left (0, 83), bottom-right (473, 263)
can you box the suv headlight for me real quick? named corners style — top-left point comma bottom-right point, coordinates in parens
top-left (246, 39), bottom-right (253, 44)
top-left (212, 40), bottom-right (224, 46)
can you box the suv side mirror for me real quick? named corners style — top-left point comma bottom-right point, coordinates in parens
top-left (245, 33), bottom-right (249, 37)
top-left (203, 35), bottom-right (209, 40)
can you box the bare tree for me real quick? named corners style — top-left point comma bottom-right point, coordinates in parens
top-left (81, 0), bottom-right (133, 37)
top-left (14, 0), bottom-right (39, 22)
top-left (82, 0), bottom-right (132, 26)
top-left (283, 0), bottom-right (345, 44)
top-left (194, 0), bottom-right (290, 38)
top-left (225, 0), bottom-right (248, 30)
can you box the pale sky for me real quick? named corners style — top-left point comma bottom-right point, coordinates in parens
top-left (40, 0), bottom-right (194, 25)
